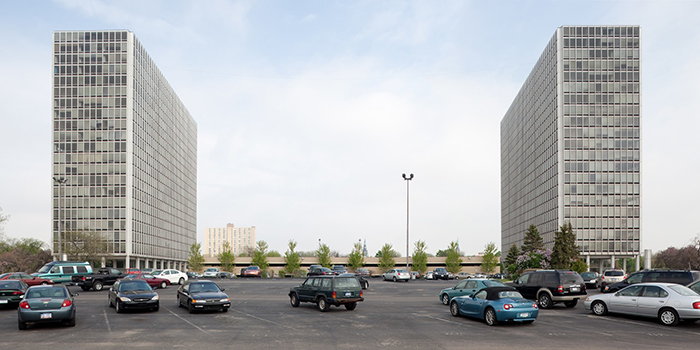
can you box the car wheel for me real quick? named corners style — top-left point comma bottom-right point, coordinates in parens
top-left (188, 300), bottom-right (195, 314)
top-left (179, 277), bottom-right (185, 285)
top-left (108, 296), bottom-right (114, 308)
top-left (160, 281), bottom-right (168, 289)
top-left (363, 280), bottom-right (369, 289)
top-left (591, 301), bottom-right (608, 316)
top-left (441, 294), bottom-right (450, 305)
top-left (18, 321), bottom-right (27, 330)
top-left (564, 300), bottom-right (577, 308)
top-left (317, 297), bottom-right (330, 312)
top-left (484, 308), bottom-right (497, 326)
top-left (41, 281), bottom-right (49, 285)
top-left (116, 300), bottom-right (123, 313)
top-left (67, 317), bottom-right (76, 327)
top-left (659, 308), bottom-right (680, 326)
top-left (382, 275), bottom-right (386, 281)
top-left (345, 302), bottom-right (357, 311)
top-left (290, 293), bottom-right (300, 307)
top-left (393, 276), bottom-right (397, 282)
top-left (404, 279), bottom-right (409, 282)
top-left (538, 293), bottom-right (552, 309)
top-left (450, 301), bottom-right (460, 317)
top-left (93, 281), bottom-right (104, 291)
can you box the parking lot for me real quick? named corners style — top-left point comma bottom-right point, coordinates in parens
top-left (1, 277), bottom-right (700, 349)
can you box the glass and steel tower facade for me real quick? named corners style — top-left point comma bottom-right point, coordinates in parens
top-left (51, 30), bottom-right (197, 269)
top-left (501, 26), bottom-right (641, 271)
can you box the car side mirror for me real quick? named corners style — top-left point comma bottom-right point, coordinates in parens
top-left (73, 293), bottom-right (79, 297)
top-left (221, 288), bottom-right (225, 291)
top-left (614, 292), bottom-right (620, 297)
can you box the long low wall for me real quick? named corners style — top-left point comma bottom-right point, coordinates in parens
top-left (202, 256), bottom-right (500, 276)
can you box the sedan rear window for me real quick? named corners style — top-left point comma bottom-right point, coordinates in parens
top-left (604, 270), bottom-right (625, 276)
top-left (668, 285), bottom-right (700, 297)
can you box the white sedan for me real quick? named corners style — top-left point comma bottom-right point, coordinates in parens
top-left (151, 269), bottom-right (188, 285)
top-left (584, 282), bottom-right (700, 326)
top-left (382, 269), bottom-right (410, 282)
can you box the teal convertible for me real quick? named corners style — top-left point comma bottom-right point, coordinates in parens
top-left (449, 287), bottom-right (539, 326)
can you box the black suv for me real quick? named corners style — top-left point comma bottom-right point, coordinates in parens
top-left (602, 269), bottom-right (700, 293)
top-left (289, 275), bottom-right (364, 312)
top-left (432, 268), bottom-right (453, 280)
top-left (511, 270), bottom-right (587, 309)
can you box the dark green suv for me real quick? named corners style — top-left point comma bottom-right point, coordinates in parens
top-left (289, 275), bottom-right (364, 312)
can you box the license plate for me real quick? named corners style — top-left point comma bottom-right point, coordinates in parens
top-left (41, 313), bottom-right (52, 319)
top-left (345, 292), bottom-right (352, 297)
top-left (0, 300), bottom-right (7, 304)
top-left (571, 287), bottom-right (579, 292)
top-left (519, 312), bottom-right (529, 318)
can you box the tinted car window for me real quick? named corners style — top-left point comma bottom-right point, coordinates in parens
top-left (604, 270), bottom-right (625, 277)
top-left (517, 274), bottom-right (529, 284)
top-left (311, 278), bottom-right (321, 287)
top-left (618, 285), bottom-right (643, 297)
top-left (321, 279), bottom-right (331, 288)
top-left (668, 272), bottom-right (691, 284)
top-left (627, 272), bottom-right (644, 284)
top-left (668, 285), bottom-right (699, 296)
top-left (544, 273), bottom-right (558, 284)
top-left (77, 266), bottom-right (88, 273)
top-left (61, 266), bottom-right (74, 274)
top-left (560, 273), bottom-right (584, 284)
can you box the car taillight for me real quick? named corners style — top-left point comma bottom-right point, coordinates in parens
top-left (601, 276), bottom-right (605, 280)
top-left (332, 292), bottom-right (336, 299)
top-left (19, 301), bottom-right (30, 309)
top-left (503, 304), bottom-right (513, 310)
top-left (62, 300), bottom-right (72, 307)
top-left (693, 302), bottom-right (700, 309)
top-left (360, 290), bottom-right (363, 297)
top-left (12, 291), bottom-right (24, 296)
top-left (82, 276), bottom-right (86, 281)
top-left (557, 285), bottom-right (563, 293)
top-left (623, 276), bottom-right (627, 279)
top-left (532, 302), bottom-right (538, 309)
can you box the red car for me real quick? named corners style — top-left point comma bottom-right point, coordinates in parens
top-left (122, 273), bottom-right (170, 289)
top-left (0, 272), bottom-right (54, 286)
top-left (125, 268), bottom-right (141, 274)
top-left (243, 266), bottom-right (261, 277)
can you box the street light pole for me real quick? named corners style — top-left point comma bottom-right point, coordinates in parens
top-left (53, 177), bottom-right (67, 261)
top-left (402, 173), bottom-right (414, 272)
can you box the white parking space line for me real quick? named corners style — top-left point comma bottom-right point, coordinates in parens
top-left (102, 308), bottom-right (111, 332)
top-left (583, 314), bottom-right (700, 337)
top-left (164, 307), bottom-right (210, 334)
top-left (231, 309), bottom-right (301, 330)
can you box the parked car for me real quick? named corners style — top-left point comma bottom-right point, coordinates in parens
top-left (410, 271), bottom-right (420, 279)
top-left (288, 275), bottom-right (364, 312)
top-left (332, 265), bottom-right (348, 275)
top-left (122, 273), bottom-right (170, 289)
top-left (600, 269), bottom-right (626, 292)
top-left (243, 266), bottom-right (262, 277)
top-left (31, 261), bottom-right (92, 284)
top-left (511, 270), bottom-right (587, 309)
top-left (382, 269), bottom-right (410, 282)
top-left (18, 285), bottom-right (76, 329)
top-left (439, 279), bottom-right (506, 305)
top-left (432, 268), bottom-right (453, 280)
top-left (687, 279), bottom-right (700, 295)
top-left (71, 267), bottom-right (126, 291)
top-left (472, 273), bottom-right (487, 279)
top-left (490, 273), bottom-right (506, 280)
top-left (308, 267), bottom-right (334, 276)
top-left (0, 272), bottom-right (54, 286)
top-left (151, 269), bottom-right (188, 285)
top-left (0, 280), bottom-right (29, 308)
top-left (425, 271), bottom-right (434, 280)
top-left (356, 268), bottom-right (371, 277)
top-left (585, 282), bottom-right (700, 326)
top-left (125, 268), bottom-right (140, 274)
top-left (108, 279), bottom-right (159, 313)
top-left (308, 265), bottom-right (322, 272)
top-left (580, 271), bottom-right (601, 290)
top-left (217, 271), bottom-right (234, 278)
top-left (456, 272), bottom-right (471, 280)
top-left (603, 269), bottom-right (700, 293)
top-left (177, 280), bottom-right (230, 313)
top-left (141, 268), bottom-right (154, 274)
top-left (203, 268), bottom-right (220, 278)
top-left (187, 272), bottom-right (202, 279)
top-left (449, 287), bottom-right (539, 326)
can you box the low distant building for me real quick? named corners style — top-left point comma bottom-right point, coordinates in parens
top-left (204, 223), bottom-right (256, 257)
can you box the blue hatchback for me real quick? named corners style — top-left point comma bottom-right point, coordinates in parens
top-left (449, 287), bottom-right (539, 326)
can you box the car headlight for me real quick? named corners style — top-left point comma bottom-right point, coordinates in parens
top-left (120, 297), bottom-right (131, 302)
top-left (192, 299), bottom-right (203, 303)
top-left (151, 295), bottom-right (159, 301)
top-left (220, 298), bottom-right (230, 302)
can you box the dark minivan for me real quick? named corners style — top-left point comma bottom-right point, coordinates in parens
top-left (602, 269), bottom-right (700, 293)
top-left (512, 270), bottom-right (587, 309)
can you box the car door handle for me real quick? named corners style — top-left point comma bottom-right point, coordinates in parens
top-left (630, 299), bottom-right (636, 301)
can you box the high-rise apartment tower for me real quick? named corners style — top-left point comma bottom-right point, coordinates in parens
top-left (501, 26), bottom-right (641, 271)
top-left (51, 30), bottom-right (197, 270)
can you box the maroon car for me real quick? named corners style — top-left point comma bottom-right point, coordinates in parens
top-left (0, 272), bottom-right (54, 286)
top-left (122, 273), bottom-right (170, 289)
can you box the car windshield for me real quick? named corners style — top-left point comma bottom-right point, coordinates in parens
top-left (0, 281), bottom-right (22, 290)
top-left (668, 285), bottom-right (699, 296)
top-left (205, 268), bottom-right (218, 272)
top-left (37, 264), bottom-right (53, 273)
top-left (581, 272), bottom-right (597, 278)
top-left (335, 277), bottom-right (361, 288)
top-left (396, 269), bottom-right (407, 273)
top-left (498, 291), bottom-right (523, 299)
top-left (484, 280), bottom-right (506, 287)
top-left (605, 270), bottom-right (625, 276)
top-left (119, 281), bottom-right (151, 292)
top-left (247, 266), bottom-right (259, 270)
top-left (189, 283), bottom-right (221, 293)
top-left (151, 270), bottom-right (162, 275)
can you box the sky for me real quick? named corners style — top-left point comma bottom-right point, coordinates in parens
top-left (1, 0), bottom-right (700, 257)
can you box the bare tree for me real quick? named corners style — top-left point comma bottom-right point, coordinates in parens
top-left (62, 230), bottom-right (112, 267)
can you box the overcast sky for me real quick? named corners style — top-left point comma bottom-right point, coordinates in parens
top-left (1, 0), bottom-right (699, 257)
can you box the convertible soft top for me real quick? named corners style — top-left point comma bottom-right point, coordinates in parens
top-left (480, 286), bottom-right (519, 300)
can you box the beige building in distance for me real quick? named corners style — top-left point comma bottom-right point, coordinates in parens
top-left (204, 223), bottom-right (256, 257)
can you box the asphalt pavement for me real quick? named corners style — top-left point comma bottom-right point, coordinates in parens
top-left (1, 277), bottom-right (699, 349)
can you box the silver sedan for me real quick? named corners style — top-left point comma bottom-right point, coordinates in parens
top-left (584, 282), bottom-right (700, 326)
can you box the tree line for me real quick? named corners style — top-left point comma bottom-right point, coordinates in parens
top-left (0, 207), bottom-right (53, 274)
